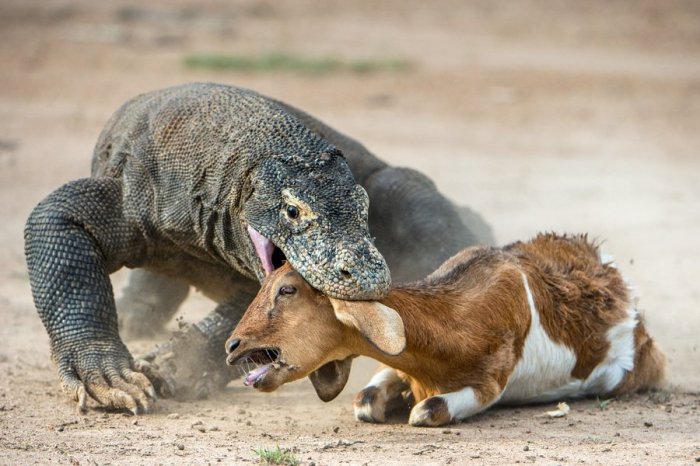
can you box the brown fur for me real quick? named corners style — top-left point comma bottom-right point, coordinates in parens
top-left (506, 234), bottom-right (633, 378)
top-left (612, 319), bottom-right (666, 395)
top-left (227, 233), bottom-right (665, 426)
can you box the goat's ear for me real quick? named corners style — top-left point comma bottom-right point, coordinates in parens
top-left (329, 298), bottom-right (406, 356)
top-left (308, 357), bottom-right (353, 402)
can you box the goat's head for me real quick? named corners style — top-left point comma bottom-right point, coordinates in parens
top-left (225, 263), bottom-right (405, 401)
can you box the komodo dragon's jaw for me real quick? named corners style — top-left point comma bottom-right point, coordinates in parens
top-left (244, 155), bottom-right (391, 300)
top-left (246, 223), bottom-right (391, 301)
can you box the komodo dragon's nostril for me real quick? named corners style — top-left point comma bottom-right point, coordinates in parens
top-left (226, 339), bottom-right (241, 353)
top-left (340, 269), bottom-right (352, 280)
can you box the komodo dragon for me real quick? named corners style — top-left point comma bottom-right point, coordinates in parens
top-left (25, 82), bottom-right (492, 414)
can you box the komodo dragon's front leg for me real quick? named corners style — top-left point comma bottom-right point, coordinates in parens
top-left (25, 178), bottom-right (172, 413)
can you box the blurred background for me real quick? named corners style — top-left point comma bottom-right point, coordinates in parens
top-left (1, 0), bottom-right (698, 395)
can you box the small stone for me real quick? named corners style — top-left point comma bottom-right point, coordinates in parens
top-left (57, 426), bottom-right (64, 432)
top-left (210, 426), bottom-right (220, 432)
top-left (470, 452), bottom-right (481, 459)
top-left (644, 421), bottom-right (653, 427)
top-left (176, 444), bottom-right (184, 451)
top-left (246, 420), bottom-right (252, 426)
top-left (523, 445), bottom-right (529, 451)
top-left (167, 413), bottom-right (181, 420)
top-left (442, 429), bottom-right (452, 434)
top-left (333, 426), bottom-right (340, 433)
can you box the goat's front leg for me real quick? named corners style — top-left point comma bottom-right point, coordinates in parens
top-left (409, 385), bottom-right (502, 427)
top-left (354, 366), bottom-right (409, 423)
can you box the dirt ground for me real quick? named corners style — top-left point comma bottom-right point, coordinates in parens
top-left (1, 0), bottom-right (699, 464)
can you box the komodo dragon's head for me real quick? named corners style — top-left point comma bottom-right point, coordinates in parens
top-left (242, 147), bottom-right (391, 301)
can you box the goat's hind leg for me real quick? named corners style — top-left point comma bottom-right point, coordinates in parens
top-left (354, 366), bottom-right (409, 423)
top-left (409, 385), bottom-right (501, 427)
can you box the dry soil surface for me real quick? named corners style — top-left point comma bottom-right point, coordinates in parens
top-left (1, 1), bottom-right (699, 465)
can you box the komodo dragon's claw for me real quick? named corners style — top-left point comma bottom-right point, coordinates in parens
top-left (53, 339), bottom-right (169, 415)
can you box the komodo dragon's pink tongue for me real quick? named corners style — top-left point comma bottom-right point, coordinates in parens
top-left (247, 226), bottom-right (276, 275)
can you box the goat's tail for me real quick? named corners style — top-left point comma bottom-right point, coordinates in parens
top-left (614, 322), bottom-right (666, 395)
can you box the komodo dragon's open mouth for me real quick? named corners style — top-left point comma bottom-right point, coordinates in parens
top-left (247, 225), bottom-right (287, 275)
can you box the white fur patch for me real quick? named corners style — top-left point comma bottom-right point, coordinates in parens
top-left (443, 386), bottom-right (491, 420)
top-left (500, 272), bottom-right (637, 403)
top-left (501, 273), bottom-right (579, 403)
top-left (365, 367), bottom-right (400, 389)
top-left (410, 386), bottom-right (496, 425)
top-left (582, 305), bottom-right (637, 393)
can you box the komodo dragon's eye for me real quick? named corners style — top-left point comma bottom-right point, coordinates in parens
top-left (286, 205), bottom-right (299, 220)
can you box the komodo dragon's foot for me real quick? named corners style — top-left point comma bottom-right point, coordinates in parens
top-left (143, 320), bottom-right (237, 401)
top-left (53, 338), bottom-right (174, 415)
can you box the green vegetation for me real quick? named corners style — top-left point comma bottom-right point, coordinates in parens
top-left (596, 397), bottom-right (613, 410)
top-left (183, 52), bottom-right (411, 74)
top-left (253, 445), bottom-right (300, 466)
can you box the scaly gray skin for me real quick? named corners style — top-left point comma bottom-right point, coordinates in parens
top-left (26, 83), bottom-right (494, 411)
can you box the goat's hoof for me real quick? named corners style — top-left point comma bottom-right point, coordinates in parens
top-left (353, 387), bottom-right (386, 423)
top-left (409, 396), bottom-right (452, 427)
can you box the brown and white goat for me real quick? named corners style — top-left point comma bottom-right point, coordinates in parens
top-left (225, 233), bottom-right (665, 427)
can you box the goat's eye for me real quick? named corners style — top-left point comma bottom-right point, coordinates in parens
top-left (286, 205), bottom-right (299, 220)
top-left (278, 285), bottom-right (296, 296)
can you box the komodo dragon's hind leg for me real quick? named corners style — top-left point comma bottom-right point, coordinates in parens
top-left (455, 204), bottom-right (495, 248)
top-left (117, 269), bottom-right (190, 339)
top-left (364, 166), bottom-right (494, 283)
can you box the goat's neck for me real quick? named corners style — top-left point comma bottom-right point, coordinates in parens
top-left (349, 285), bottom-right (470, 395)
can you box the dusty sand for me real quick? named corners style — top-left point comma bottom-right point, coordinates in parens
top-left (1, 1), bottom-right (699, 464)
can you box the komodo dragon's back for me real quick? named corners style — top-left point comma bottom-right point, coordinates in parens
top-left (92, 83), bottom-right (329, 179)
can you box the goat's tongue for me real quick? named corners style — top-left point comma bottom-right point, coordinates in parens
top-left (247, 226), bottom-right (275, 275)
top-left (244, 364), bottom-right (272, 387)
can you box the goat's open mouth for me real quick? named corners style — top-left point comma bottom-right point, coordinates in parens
top-left (229, 348), bottom-right (283, 388)
top-left (247, 225), bottom-right (287, 276)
